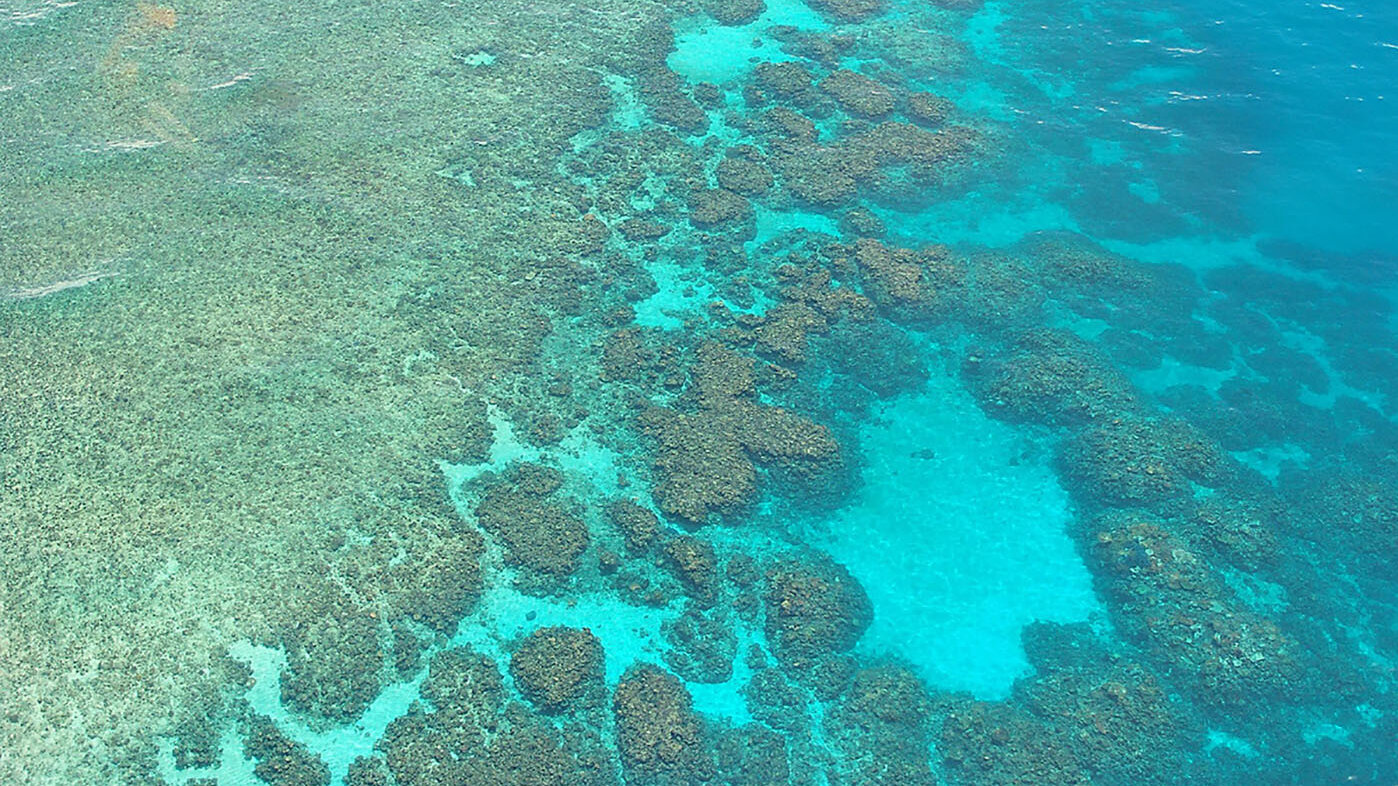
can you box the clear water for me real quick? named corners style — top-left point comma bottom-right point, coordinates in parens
top-left (3, 0), bottom-right (1397, 784)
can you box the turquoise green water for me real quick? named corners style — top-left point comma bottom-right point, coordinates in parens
top-left (3, 0), bottom-right (1397, 784)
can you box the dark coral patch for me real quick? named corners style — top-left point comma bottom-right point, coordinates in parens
top-left (509, 626), bottom-right (605, 713)
top-left (764, 556), bottom-right (872, 669)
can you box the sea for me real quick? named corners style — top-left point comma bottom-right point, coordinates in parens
top-left (1, 0), bottom-right (1396, 783)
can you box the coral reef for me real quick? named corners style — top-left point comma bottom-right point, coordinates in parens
top-left (278, 581), bottom-right (384, 725)
top-left (807, 0), bottom-right (885, 23)
top-left (473, 463), bottom-right (590, 584)
top-left (712, 724), bottom-right (792, 786)
top-left (939, 700), bottom-right (1090, 785)
top-left (688, 188), bottom-right (756, 235)
top-left (764, 555), bottom-right (873, 671)
top-left (663, 605), bottom-right (739, 683)
top-left (613, 665), bottom-right (714, 785)
top-left (244, 715), bottom-right (331, 786)
top-left (819, 70), bottom-right (898, 118)
top-left (1015, 622), bottom-right (1204, 785)
top-left (1056, 415), bottom-right (1233, 514)
top-left (962, 329), bottom-right (1142, 427)
top-left (639, 342), bottom-right (841, 523)
top-left (608, 498), bottom-right (667, 555)
top-left (509, 626), bottom-right (605, 714)
top-left (716, 152), bottom-right (776, 197)
top-left (824, 664), bottom-right (936, 785)
top-left (663, 536), bottom-right (721, 604)
top-left (1089, 518), bottom-right (1304, 709)
top-left (701, 0), bottom-right (766, 25)
top-left (905, 91), bottom-right (953, 127)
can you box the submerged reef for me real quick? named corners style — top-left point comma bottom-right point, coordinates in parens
top-left (613, 665), bottom-right (713, 786)
top-left (764, 556), bottom-right (873, 671)
top-left (509, 626), bottom-right (606, 714)
top-left (638, 342), bottom-right (843, 523)
top-left (1089, 518), bottom-right (1305, 710)
top-left (473, 464), bottom-right (591, 587)
top-left (4, 0), bottom-right (1398, 783)
top-left (245, 715), bottom-right (331, 786)
top-left (963, 329), bottom-right (1143, 426)
top-left (381, 648), bottom-right (618, 786)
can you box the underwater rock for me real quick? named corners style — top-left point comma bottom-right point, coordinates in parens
top-left (381, 650), bottom-right (506, 785)
top-left (743, 668), bottom-right (810, 734)
top-left (1057, 417), bottom-right (1207, 514)
top-left (772, 259), bottom-right (876, 322)
top-left (940, 249), bottom-right (1046, 330)
top-left (847, 121), bottom-right (976, 173)
top-left (418, 648), bottom-right (506, 730)
top-left (170, 699), bottom-right (221, 771)
top-left (602, 328), bottom-right (672, 385)
top-left (510, 626), bottom-right (605, 714)
top-left (1097, 327), bottom-right (1166, 371)
top-left (482, 712), bottom-right (618, 786)
top-left (1282, 469), bottom-right (1398, 572)
top-left (760, 106), bottom-right (820, 144)
top-left (1028, 233), bottom-right (1203, 333)
top-left (639, 404), bottom-right (759, 524)
top-left (391, 620), bottom-right (428, 679)
top-left (774, 145), bottom-right (861, 208)
top-left (619, 217), bottom-right (673, 241)
top-left (821, 318), bottom-right (928, 399)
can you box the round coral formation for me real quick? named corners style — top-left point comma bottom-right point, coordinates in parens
top-left (764, 556), bottom-right (873, 669)
top-left (509, 626), bottom-right (605, 713)
top-left (613, 665), bottom-right (714, 784)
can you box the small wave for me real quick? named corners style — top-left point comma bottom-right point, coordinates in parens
top-left (3, 0), bottom-right (76, 26)
top-left (4, 270), bottom-right (118, 301)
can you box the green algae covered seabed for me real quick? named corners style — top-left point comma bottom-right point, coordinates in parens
top-left (5, 0), bottom-right (1398, 784)
top-left (2, 1), bottom-right (667, 780)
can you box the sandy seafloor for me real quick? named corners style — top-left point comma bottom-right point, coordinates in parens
top-left (2, 0), bottom-right (1397, 783)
